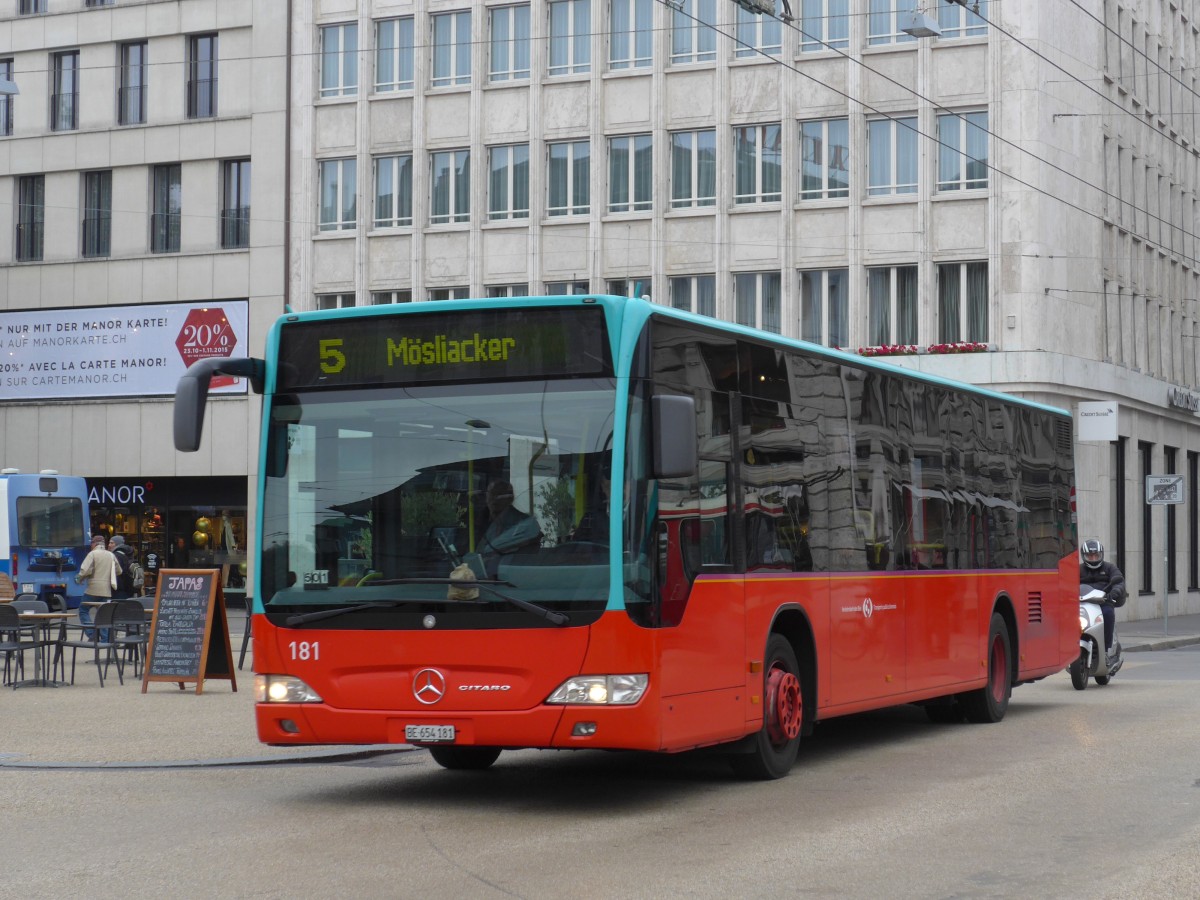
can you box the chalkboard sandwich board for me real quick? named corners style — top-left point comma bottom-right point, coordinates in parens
top-left (141, 569), bottom-right (237, 695)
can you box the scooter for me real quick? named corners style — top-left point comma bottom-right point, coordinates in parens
top-left (1069, 586), bottom-right (1123, 690)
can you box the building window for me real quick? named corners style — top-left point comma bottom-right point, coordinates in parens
top-left (1188, 450), bottom-right (1198, 590)
top-left (670, 275), bottom-right (716, 317)
top-left (1167, 446), bottom-right (1178, 592)
top-left (867, 265), bottom-right (918, 345)
top-left (734, 272), bottom-right (781, 333)
top-left (545, 280), bottom-right (591, 295)
top-left (187, 34), bottom-right (218, 118)
top-left (15, 174), bottom-right (44, 262)
top-left (317, 293), bottom-right (356, 310)
top-left (606, 277), bottom-right (651, 299)
top-left (372, 290), bottom-right (412, 304)
top-left (86, 0), bottom-right (114, 5)
top-left (735, 4), bottom-right (782, 58)
top-left (490, 5), bottom-right (531, 82)
top-left (0, 59), bottom-right (13, 137)
top-left (320, 23), bottom-right (358, 98)
top-left (936, 261), bottom-right (988, 343)
top-left (801, 0), bottom-right (849, 52)
top-left (1140, 441), bottom-right (1153, 592)
top-left (430, 149), bottom-right (470, 224)
top-left (118, 42), bottom-right (147, 126)
top-left (937, 111), bottom-right (988, 191)
top-left (374, 154), bottom-right (413, 228)
top-left (428, 287), bottom-right (470, 301)
top-left (868, 116), bottom-right (918, 196)
top-left (488, 144), bottom-right (530, 221)
top-left (670, 0), bottom-right (716, 65)
top-left (938, 0), bottom-right (987, 38)
top-left (800, 118), bottom-right (849, 200)
top-left (486, 284), bottom-right (529, 298)
top-left (799, 268), bottom-right (849, 348)
top-left (610, 0), bottom-right (652, 70)
top-left (376, 18), bottom-right (415, 92)
top-left (319, 158), bottom-right (357, 232)
top-left (19, 0), bottom-right (45, 14)
top-left (1113, 438), bottom-right (1127, 576)
top-left (868, 0), bottom-right (918, 47)
top-left (82, 170), bottom-right (112, 259)
top-left (51, 51), bottom-right (79, 131)
top-left (549, 0), bottom-right (591, 76)
top-left (432, 11), bottom-right (471, 88)
top-left (670, 129), bottom-right (716, 209)
top-left (151, 164), bottom-right (181, 254)
top-left (608, 134), bottom-right (653, 213)
top-left (221, 159), bottom-right (251, 249)
top-left (734, 124), bottom-right (781, 205)
top-left (547, 140), bottom-right (590, 216)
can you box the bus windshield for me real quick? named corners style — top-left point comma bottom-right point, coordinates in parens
top-left (16, 497), bottom-right (87, 547)
top-left (260, 378), bottom-right (618, 628)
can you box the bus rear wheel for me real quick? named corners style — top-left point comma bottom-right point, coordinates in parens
top-left (729, 634), bottom-right (802, 780)
top-left (428, 746), bottom-right (502, 771)
top-left (959, 613), bottom-right (1012, 723)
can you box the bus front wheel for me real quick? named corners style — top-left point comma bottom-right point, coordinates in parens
top-left (729, 634), bottom-right (802, 780)
top-left (959, 613), bottom-right (1012, 723)
top-left (428, 746), bottom-right (502, 771)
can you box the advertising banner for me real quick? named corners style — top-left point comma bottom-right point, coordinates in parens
top-left (0, 300), bottom-right (249, 401)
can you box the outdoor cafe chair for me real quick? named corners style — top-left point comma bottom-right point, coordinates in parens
top-left (11, 595), bottom-right (49, 614)
top-left (0, 605), bottom-right (31, 686)
top-left (111, 600), bottom-right (149, 678)
top-left (53, 602), bottom-right (125, 687)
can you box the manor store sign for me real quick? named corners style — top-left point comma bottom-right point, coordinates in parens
top-left (0, 300), bottom-right (249, 401)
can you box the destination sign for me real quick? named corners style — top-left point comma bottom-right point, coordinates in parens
top-left (277, 307), bottom-right (612, 390)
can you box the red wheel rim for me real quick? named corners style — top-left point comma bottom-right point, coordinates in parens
top-left (765, 665), bottom-right (802, 745)
top-left (989, 635), bottom-right (1008, 703)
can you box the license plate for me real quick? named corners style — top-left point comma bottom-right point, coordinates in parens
top-left (406, 724), bottom-right (455, 743)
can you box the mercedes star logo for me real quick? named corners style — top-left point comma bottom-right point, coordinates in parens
top-left (413, 668), bottom-right (447, 705)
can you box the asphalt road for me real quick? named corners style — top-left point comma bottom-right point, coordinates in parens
top-left (6, 647), bottom-right (1200, 899)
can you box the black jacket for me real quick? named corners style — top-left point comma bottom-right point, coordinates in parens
top-left (112, 545), bottom-right (135, 596)
top-left (1080, 560), bottom-right (1126, 605)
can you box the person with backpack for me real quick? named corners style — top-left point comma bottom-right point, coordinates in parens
top-left (109, 535), bottom-right (137, 599)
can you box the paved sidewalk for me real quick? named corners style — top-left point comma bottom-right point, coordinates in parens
top-left (3, 609), bottom-right (1197, 769)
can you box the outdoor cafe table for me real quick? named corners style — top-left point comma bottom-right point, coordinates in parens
top-left (12, 612), bottom-right (71, 689)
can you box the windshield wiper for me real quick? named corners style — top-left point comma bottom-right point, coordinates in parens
top-left (285, 601), bottom-right (405, 627)
top-left (345, 577), bottom-right (571, 627)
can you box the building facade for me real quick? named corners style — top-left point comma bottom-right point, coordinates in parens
top-left (287, 0), bottom-right (1200, 621)
top-left (0, 0), bottom-right (287, 600)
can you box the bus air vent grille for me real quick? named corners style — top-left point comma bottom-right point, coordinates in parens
top-left (1027, 592), bottom-right (1043, 624)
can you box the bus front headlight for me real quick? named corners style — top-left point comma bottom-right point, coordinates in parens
top-left (546, 674), bottom-right (648, 705)
top-left (254, 674), bottom-right (323, 704)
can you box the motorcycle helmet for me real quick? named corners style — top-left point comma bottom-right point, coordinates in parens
top-left (1081, 539), bottom-right (1104, 569)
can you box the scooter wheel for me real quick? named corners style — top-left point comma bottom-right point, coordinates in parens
top-left (1069, 659), bottom-right (1088, 691)
top-left (1095, 675), bottom-right (1110, 685)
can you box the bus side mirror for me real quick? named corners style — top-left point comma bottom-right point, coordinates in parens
top-left (174, 357), bottom-right (265, 452)
top-left (651, 395), bottom-right (697, 479)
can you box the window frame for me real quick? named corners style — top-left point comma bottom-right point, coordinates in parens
top-left (487, 143), bottom-right (531, 221)
top-left (118, 42), bottom-right (147, 126)
top-left (800, 0), bottom-right (850, 52)
top-left (670, 0), bottom-right (716, 65)
top-left (868, 0), bottom-right (918, 47)
top-left (799, 268), bottom-right (849, 348)
top-left (373, 154), bottom-right (414, 228)
top-left (431, 11), bottom-right (472, 88)
top-left (82, 169), bottom-right (113, 259)
top-left (150, 163), bottom-right (182, 254)
top-left (733, 123), bottom-right (782, 205)
top-left (734, 5), bottom-right (782, 58)
top-left (0, 58), bottom-right (13, 137)
top-left (187, 33), bottom-right (218, 119)
top-left (16, 174), bottom-right (45, 263)
top-left (936, 260), bottom-right (988, 344)
top-left (734, 271), bottom-right (782, 333)
top-left (318, 157), bottom-right (358, 233)
top-left (799, 117), bottom-right (850, 201)
top-left (609, 0), bottom-right (653, 71)
top-left (936, 110), bottom-right (989, 192)
top-left (489, 4), bottom-right (532, 83)
top-left (376, 17), bottom-right (416, 92)
top-left (547, 140), bottom-right (591, 217)
top-left (867, 264), bottom-right (919, 346)
top-left (549, 0), bottom-right (592, 77)
top-left (320, 22), bottom-right (359, 99)
top-left (670, 129), bottom-right (717, 209)
top-left (430, 148), bottom-right (471, 225)
top-left (608, 133), bottom-right (653, 213)
top-left (51, 50), bottom-right (80, 132)
top-left (317, 293), bottom-right (356, 310)
top-left (867, 115), bottom-right (918, 197)
top-left (669, 274), bottom-right (716, 317)
top-left (937, 0), bottom-right (987, 39)
top-left (221, 158), bottom-right (251, 249)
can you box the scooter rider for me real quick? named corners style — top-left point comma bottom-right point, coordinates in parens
top-left (1080, 539), bottom-right (1126, 661)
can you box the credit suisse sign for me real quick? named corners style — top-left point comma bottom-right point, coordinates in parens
top-left (0, 300), bottom-right (249, 401)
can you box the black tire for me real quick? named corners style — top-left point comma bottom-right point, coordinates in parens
top-left (1069, 651), bottom-right (1089, 691)
top-left (959, 613), bottom-right (1012, 723)
top-left (729, 634), bottom-right (803, 780)
top-left (428, 746), bottom-right (502, 771)
top-left (1095, 675), bottom-right (1110, 686)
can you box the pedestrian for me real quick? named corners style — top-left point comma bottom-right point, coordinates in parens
top-left (76, 533), bottom-right (121, 639)
top-left (109, 535), bottom-right (136, 600)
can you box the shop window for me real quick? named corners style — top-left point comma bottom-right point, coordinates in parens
top-left (170, 508), bottom-right (248, 595)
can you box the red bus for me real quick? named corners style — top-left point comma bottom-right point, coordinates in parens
top-left (175, 296), bottom-right (1077, 778)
